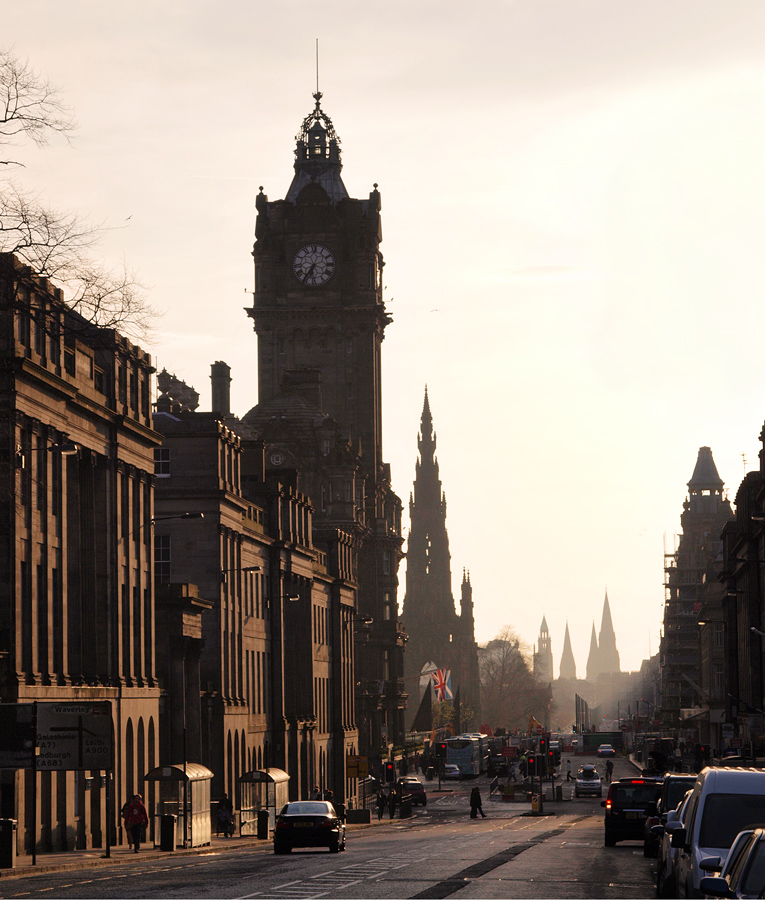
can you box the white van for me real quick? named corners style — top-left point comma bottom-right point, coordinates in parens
top-left (670, 767), bottom-right (765, 897)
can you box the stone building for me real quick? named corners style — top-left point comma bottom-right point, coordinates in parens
top-left (0, 253), bottom-right (161, 853)
top-left (661, 447), bottom-right (733, 728)
top-left (401, 390), bottom-right (480, 732)
top-left (153, 367), bottom-right (359, 806)
top-left (244, 91), bottom-right (407, 758)
top-left (533, 617), bottom-right (554, 684)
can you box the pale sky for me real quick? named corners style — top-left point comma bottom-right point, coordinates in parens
top-left (7, 0), bottom-right (765, 678)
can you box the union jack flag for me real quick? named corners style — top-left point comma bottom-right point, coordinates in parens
top-left (432, 668), bottom-right (453, 702)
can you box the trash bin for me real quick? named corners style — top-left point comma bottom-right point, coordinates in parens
top-left (257, 809), bottom-right (269, 840)
top-left (531, 793), bottom-right (544, 815)
top-left (160, 814), bottom-right (177, 852)
top-left (0, 819), bottom-right (16, 869)
top-left (555, 784), bottom-right (562, 801)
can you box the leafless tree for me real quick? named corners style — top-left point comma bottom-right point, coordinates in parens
top-left (479, 626), bottom-right (553, 733)
top-left (0, 49), bottom-right (155, 341)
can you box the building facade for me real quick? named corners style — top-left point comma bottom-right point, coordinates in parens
top-left (0, 253), bottom-right (160, 853)
top-left (661, 447), bottom-right (733, 728)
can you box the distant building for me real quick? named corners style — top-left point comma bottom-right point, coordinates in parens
top-left (559, 623), bottom-right (577, 681)
top-left (533, 617), bottom-right (554, 683)
top-left (401, 390), bottom-right (480, 732)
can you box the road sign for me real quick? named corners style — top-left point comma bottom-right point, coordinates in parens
top-left (346, 755), bottom-right (369, 778)
top-left (0, 704), bottom-right (35, 768)
top-left (36, 701), bottom-right (113, 771)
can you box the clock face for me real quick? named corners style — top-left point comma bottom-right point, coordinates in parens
top-left (293, 244), bottom-right (336, 286)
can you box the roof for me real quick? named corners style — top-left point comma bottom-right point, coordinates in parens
top-left (144, 763), bottom-right (213, 782)
top-left (239, 767), bottom-right (290, 784)
top-left (688, 446), bottom-right (724, 491)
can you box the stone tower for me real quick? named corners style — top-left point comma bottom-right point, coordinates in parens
top-left (245, 91), bottom-right (406, 752)
top-left (401, 389), bottom-right (480, 731)
top-left (534, 617), bottom-right (554, 682)
top-left (559, 622), bottom-right (577, 680)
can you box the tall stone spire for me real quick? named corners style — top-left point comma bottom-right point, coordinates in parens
top-left (586, 623), bottom-right (599, 682)
top-left (559, 622), bottom-right (577, 680)
top-left (402, 388), bottom-right (480, 730)
top-left (597, 590), bottom-right (621, 674)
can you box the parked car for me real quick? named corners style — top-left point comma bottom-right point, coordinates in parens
top-left (643, 774), bottom-right (696, 858)
top-left (601, 777), bottom-right (662, 846)
top-left (575, 764), bottom-right (602, 798)
top-left (443, 764), bottom-right (461, 780)
top-left (397, 777), bottom-right (427, 806)
top-left (670, 767), bottom-right (765, 897)
top-left (653, 788), bottom-right (694, 898)
top-left (597, 744), bottom-right (616, 757)
top-left (273, 801), bottom-right (346, 854)
top-left (699, 828), bottom-right (765, 898)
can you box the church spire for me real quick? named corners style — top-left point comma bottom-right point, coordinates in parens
top-left (597, 589), bottom-right (621, 674)
top-left (586, 622), bottom-right (599, 682)
top-left (559, 621), bottom-right (577, 680)
top-left (285, 92), bottom-right (349, 205)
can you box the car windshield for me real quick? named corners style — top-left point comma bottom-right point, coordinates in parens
top-left (741, 840), bottom-right (765, 893)
top-left (282, 802), bottom-right (332, 816)
top-left (699, 794), bottom-right (765, 849)
top-left (664, 779), bottom-right (696, 810)
top-left (610, 783), bottom-right (661, 808)
top-left (579, 769), bottom-right (599, 781)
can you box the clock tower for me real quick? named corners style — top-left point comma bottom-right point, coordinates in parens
top-left (246, 92), bottom-right (406, 756)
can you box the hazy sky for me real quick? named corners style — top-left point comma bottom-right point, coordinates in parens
top-left (7, 1), bottom-right (765, 677)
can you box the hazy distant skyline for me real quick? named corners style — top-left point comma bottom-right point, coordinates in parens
top-left (6, 1), bottom-right (765, 677)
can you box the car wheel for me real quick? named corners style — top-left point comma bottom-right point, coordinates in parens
top-left (604, 831), bottom-right (616, 847)
top-left (329, 838), bottom-right (339, 853)
top-left (422, 799), bottom-right (427, 807)
top-left (274, 843), bottom-right (290, 854)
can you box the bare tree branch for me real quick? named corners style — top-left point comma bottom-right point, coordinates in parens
top-left (0, 48), bottom-right (75, 164)
top-left (0, 50), bottom-right (156, 341)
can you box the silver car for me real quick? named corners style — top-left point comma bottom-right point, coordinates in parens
top-left (575, 764), bottom-right (602, 798)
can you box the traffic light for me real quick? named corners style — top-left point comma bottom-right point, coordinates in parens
top-left (385, 762), bottom-right (395, 783)
top-left (539, 737), bottom-right (547, 757)
top-left (548, 749), bottom-right (555, 769)
top-left (527, 753), bottom-right (535, 776)
top-left (436, 741), bottom-right (447, 759)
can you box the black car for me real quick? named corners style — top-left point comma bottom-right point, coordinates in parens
top-left (273, 801), bottom-right (346, 853)
top-left (601, 777), bottom-right (662, 847)
top-left (397, 778), bottom-right (427, 806)
top-left (643, 774), bottom-right (694, 858)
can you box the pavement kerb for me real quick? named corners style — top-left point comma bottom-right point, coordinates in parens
top-left (0, 817), bottom-right (391, 880)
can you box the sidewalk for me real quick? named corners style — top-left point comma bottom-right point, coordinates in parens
top-left (0, 817), bottom-right (386, 880)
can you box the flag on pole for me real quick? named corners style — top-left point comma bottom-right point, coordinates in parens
top-left (432, 669), bottom-right (454, 702)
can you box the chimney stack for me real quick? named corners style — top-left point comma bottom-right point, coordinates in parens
top-left (210, 361), bottom-right (231, 416)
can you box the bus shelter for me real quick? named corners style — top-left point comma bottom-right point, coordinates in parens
top-left (238, 768), bottom-right (290, 835)
top-left (144, 763), bottom-right (213, 848)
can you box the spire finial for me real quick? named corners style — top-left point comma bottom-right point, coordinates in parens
top-left (316, 38), bottom-right (319, 96)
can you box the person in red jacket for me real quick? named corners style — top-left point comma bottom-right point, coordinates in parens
top-left (124, 794), bottom-right (149, 852)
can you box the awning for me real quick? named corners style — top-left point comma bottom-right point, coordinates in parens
top-left (144, 763), bottom-right (214, 783)
top-left (239, 767), bottom-right (289, 784)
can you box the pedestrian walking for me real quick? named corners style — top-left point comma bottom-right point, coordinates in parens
top-left (120, 800), bottom-right (133, 849)
top-left (376, 789), bottom-right (387, 820)
top-left (310, 786), bottom-right (320, 800)
top-left (605, 759), bottom-right (614, 782)
top-left (124, 794), bottom-right (149, 853)
top-left (389, 789), bottom-right (398, 819)
top-left (566, 759), bottom-right (572, 781)
top-left (509, 761), bottom-right (518, 783)
top-left (469, 786), bottom-right (486, 819)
